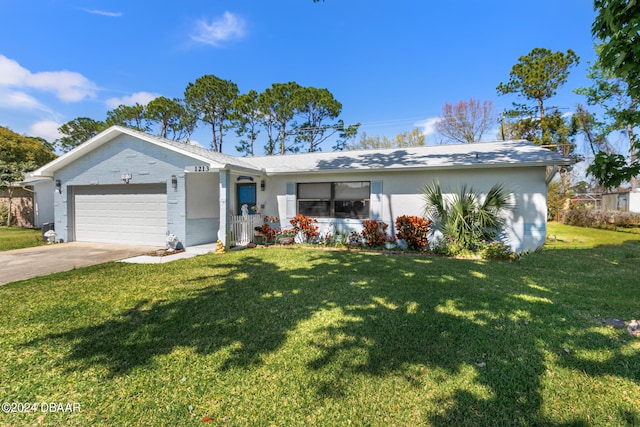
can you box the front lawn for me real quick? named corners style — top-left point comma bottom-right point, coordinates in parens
top-left (0, 227), bottom-right (43, 251)
top-left (0, 224), bottom-right (638, 426)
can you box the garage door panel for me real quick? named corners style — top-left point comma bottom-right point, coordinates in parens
top-left (74, 184), bottom-right (167, 246)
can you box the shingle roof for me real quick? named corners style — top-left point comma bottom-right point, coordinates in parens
top-left (242, 140), bottom-right (572, 174)
top-left (28, 127), bottom-right (572, 179)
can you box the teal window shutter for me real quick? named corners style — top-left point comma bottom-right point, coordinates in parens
top-left (370, 180), bottom-right (382, 219)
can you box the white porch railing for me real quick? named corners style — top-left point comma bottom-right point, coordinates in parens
top-left (230, 213), bottom-right (262, 246)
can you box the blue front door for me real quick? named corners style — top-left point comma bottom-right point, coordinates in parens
top-left (237, 183), bottom-right (256, 214)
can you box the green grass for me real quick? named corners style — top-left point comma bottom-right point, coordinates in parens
top-left (0, 227), bottom-right (43, 251)
top-left (1, 223), bottom-right (639, 426)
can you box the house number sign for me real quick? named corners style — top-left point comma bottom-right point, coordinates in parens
top-left (185, 165), bottom-right (211, 172)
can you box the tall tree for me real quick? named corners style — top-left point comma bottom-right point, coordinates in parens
top-left (436, 99), bottom-right (496, 143)
top-left (145, 96), bottom-right (194, 141)
top-left (184, 74), bottom-right (239, 152)
top-left (57, 117), bottom-right (107, 152)
top-left (593, 0), bottom-right (640, 101)
top-left (294, 87), bottom-right (344, 152)
top-left (569, 104), bottom-right (611, 156)
top-left (497, 48), bottom-right (579, 120)
top-left (231, 90), bottom-right (261, 156)
top-left (259, 82), bottom-right (302, 155)
top-left (106, 103), bottom-right (150, 132)
top-left (497, 47), bottom-right (580, 190)
top-left (575, 43), bottom-right (639, 190)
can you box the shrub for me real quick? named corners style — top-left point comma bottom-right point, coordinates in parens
top-left (289, 214), bottom-right (319, 243)
top-left (257, 223), bottom-right (277, 243)
top-left (361, 219), bottom-right (388, 247)
top-left (481, 241), bottom-right (516, 260)
top-left (423, 180), bottom-right (513, 251)
top-left (561, 209), bottom-right (640, 229)
top-left (395, 215), bottom-right (431, 250)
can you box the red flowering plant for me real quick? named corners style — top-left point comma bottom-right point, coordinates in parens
top-left (289, 214), bottom-right (319, 243)
top-left (361, 219), bottom-right (389, 247)
top-left (395, 215), bottom-right (432, 251)
top-left (254, 216), bottom-right (279, 243)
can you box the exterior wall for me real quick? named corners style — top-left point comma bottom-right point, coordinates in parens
top-left (265, 166), bottom-right (549, 252)
top-left (185, 172), bottom-right (219, 245)
top-left (601, 191), bottom-right (640, 213)
top-left (33, 180), bottom-right (54, 227)
top-left (602, 192), bottom-right (630, 212)
top-left (630, 192), bottom-right (640, 213)
top-left (53, 134), bottom-right (210, 246)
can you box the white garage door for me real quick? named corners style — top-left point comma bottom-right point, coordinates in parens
top-left (74, 184), bottom-right (167, 246)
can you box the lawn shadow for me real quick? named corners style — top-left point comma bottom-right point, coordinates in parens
top-left (299, 245), bottom-right (639, 425)
top-left (21, 241), bottom-right (640, 425)
top-left (24, 254), bottom-right (337, 377)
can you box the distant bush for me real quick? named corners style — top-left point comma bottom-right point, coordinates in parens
top-left (561, 209), bottom-right (640, 229)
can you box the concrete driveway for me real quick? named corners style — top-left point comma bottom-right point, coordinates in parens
top-left (0, 242), bottom-right (159, 286)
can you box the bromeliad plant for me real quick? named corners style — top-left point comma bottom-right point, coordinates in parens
top-left (422, 179), bottom-right (513, 252)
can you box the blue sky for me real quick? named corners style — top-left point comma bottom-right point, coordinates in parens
top-left (0, 1), bottom-right (600, 155)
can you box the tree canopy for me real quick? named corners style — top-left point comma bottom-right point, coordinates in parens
top-left (57, 118), bottom-right (107, 153)
top-left (436, 99), bottom-right (495, 143)
top-left (589, 1), bottom-right (640, 190)
top-left (346, 129), bottom-right (425, 151)
top-left (0, 126), bottom-right (56, 167)
top-left (184, 74), bottom-right (239, 152)
top-left (497, 48), bottom-right (579, 119)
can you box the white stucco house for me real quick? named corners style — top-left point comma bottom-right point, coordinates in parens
top-left (26, 126), bottom-right (571, 251)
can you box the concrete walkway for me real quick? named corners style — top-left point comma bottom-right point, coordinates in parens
top-left (0, 242), bottom-right (159, 286)
top-left (119, 243), bottom-right (218, 264)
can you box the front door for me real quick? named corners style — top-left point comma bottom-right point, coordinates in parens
top-left (237, 183), bottom-right (256, 214)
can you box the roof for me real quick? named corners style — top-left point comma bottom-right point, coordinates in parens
top-left (244, 139), bottom-right (572, 175)
top-left (28, 127), bottom-right (572, 178)
top-left (28, 126), bottom-right (260, 178)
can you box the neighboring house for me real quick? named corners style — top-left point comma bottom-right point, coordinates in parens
top-left (26, 126), bottom-right (571, 251)
top-left (602, 191), bottom-right (640, 213)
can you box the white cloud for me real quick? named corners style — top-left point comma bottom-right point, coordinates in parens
top-left (81, 8), bottom-right (123, 17)
top-left (0, 88), bottom-right (48, 111)
top-left (0, 54), bottom-right (97, 104)
top-left (415, 117), bottom-right (441, 136)
top-left (0, 55), bottom-right (30, 85)
top-left (28, 71), bottom-right (98, 102)
top-left (29, 120), bottom-right (63, 141)
top-left (105, 91), bottom-right (161, 109)
top-left (191, 12), bottom-right (246, 46)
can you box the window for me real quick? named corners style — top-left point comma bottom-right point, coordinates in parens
top-left (297, 182), bottom-right (370, 218)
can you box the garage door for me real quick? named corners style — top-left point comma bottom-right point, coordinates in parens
top-left (74, 184), bottom-right (167, 246)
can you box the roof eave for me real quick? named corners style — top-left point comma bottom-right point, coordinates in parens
top-left (264, 159), bottom-right (573, 175)
top-left (31, 126), bottom-right (230, 177)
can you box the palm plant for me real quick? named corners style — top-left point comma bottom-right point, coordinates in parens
top-left (422, 180), bottom-right (513, 251)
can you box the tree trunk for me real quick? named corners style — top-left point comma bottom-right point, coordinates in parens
top-left (629, 124), bottom-right (637, 192)
top-left (6, 188), bottom-right (13, 227)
